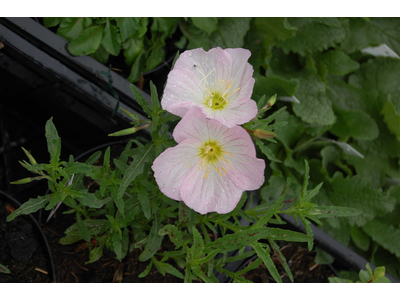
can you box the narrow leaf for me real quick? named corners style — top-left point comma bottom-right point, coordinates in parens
top-left (253, 242), bottom-right (282, 283)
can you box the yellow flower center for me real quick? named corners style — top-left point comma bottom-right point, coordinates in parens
top-left (198, 140), bottom-right (233, 179)
top-left (195, 67), bottom-right (240, 111)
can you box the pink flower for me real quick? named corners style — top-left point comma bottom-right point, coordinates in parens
top-left (151, 107), bottom-right (265, 215)
top-left (161, 47), bottom-right (258, 128)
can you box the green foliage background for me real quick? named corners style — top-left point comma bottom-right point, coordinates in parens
top-left (41, 17), bottom-right (400, 280)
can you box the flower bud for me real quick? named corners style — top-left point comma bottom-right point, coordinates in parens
top-left (253, 129), bottom-right (276, 140)
top-left (108, 123), bottom-right (150, 137)
top-left (22, 147), bottom-right (37, 165)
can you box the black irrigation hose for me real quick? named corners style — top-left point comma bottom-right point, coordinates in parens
top-left (0, 189), bottom-right (56, 283)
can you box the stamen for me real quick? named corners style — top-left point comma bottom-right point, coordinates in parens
top-left (221, 158), bottom-right (231, 171)
top-left (213, 165), bottom-right (224, 176)
top-left (204, 164), bottom-right (210, 179)
top-left (222, 150), bottom-right (234, 156)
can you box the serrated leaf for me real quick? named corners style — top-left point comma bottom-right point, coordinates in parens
top-left (203, 227), bottom-right (271, 253)
top-left (270, 240), bottom-right (293, 282)
top-left (139, 215), bottom-right (163, 261)
top-left (190, 227), bottom-right (204, 260)
top-left (158, 224), bottom-right (183, 248)
top-left (45, 117), bottom-right (61, 167)
top-left (191, 17), bottom-right (218, 35)
top-left (363, 219), bottom-right (400, 258)
top-left (129, 84), bottom-right (152, 116)
top-left (117, 143), bottom-right (154, 199)
top-left (68, 25), bottom-right (103, 56)
top-left (327, 172), bottom-right (396, 226)
top-left (253, 242), bottom-right (282, 283)
top-left (162, 262), bottom-right (184, 279)
top-left (277, 17), bottom-right (345, 56)
top-left (312, 205), bottom-right (362, 218)
top-left (253, 75), bottom-right (299, 102)
top-left (256, 139), bottom-right (282, 163)
top-left (6, 195), bottom-right (50, 221)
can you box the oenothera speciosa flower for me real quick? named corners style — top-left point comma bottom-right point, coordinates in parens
top-left (161, 47), bottom-right (258, 128)
top-left (151, 107), bottom-right (265, 214)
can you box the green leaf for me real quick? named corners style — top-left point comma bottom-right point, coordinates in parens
top-left (139, 215), bottom-right (163, 261)
top-left (381, 97), bottom-right (400, 140)
top-left (87, 245), bottom-right (103, 264)
top-left (256, 139), bottom-right (282, 163)
top-left (327, 172), bottom-right (396, 226)
top-left (350, 226), bottom-right (370, 252)
top-left (277, 17), bottom-right (345, 56)
top-left (292, 70), bottom-right (336, 125)
top-left (43, 17), bottom-right (62, 28)
top-left (162, 262), bottom-right (184, 279)
top-left (312, 206), bottom-right (362, 218)
top-left (45, 117), bottom-right (61, 167)
top-left (158, 224), bottom-right (183, 248)
top-left (68, 25), bottom-right (103, 56)
top-left (7, 195), bottom-right (50, 222)
top-left (203, 227), bottom-right (272, 253)
top-left (60, 219), bottom-right (106, 245)
top-left (330, 109), bottom-right (379, 140)
top-left (190, 227), bottom-right (204, 260)
top-left (209, 17), bottom-right (251, 49)
top-left (270, 240), bottom-right (294, 282)
top-left (101, 20), bottom-right (121, 56)
top-left (90, 44), bottom-right (109, 64)
top-left (57, 17), bottom-right (91, 42)
top-left (362, 219), bottom-right (400, 258)
top-left (137, 186), bottom-right (151, 220)
top-left (117, 143), bottom-right (154, 199)
top-left (254, 17), bottom-right (297, 43)
top-left (253, 75), bottom-right (299, 102)
top-left (123, 38), bottom-right (143, 65)
top-left (115, 17), bottom-right (141, 41)
top-left (340, 17), bottom-right (400, 55)
top-left (129, 84), bottom-right (152, 117)
top-left (253, 177), bottom-right (291, 228)
top-left (317, 50), bottom-right (360, 75)
top-left (0, 263), bottom-right (10, 274)
top-left (138, 261), bottom-right (153, 278)
top-left (253, 242), bottom-right (281, 283)
top-left (76, 213), bottom-right (91, 242)
top-left (265, 228), bottom-right (313, 243)
top-left (191, 17), bottom-right (218, 35)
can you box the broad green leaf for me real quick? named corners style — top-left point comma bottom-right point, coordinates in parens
top-left (327, 172), bottom-right (396, 226)
top-left (101, 20), bottom-right (121, 56)
top-left (57, 17), bottom-right (91, 42)
top-left (115, 17), bottom-right (141, 41)
top-left (45, 117), bottom-right (61, 167)
top-left (90, 44), bottom-right (109, 64)
top-left (341, 17), bottom-right (400, 55)
top-left (139, 215), bottom-right (163, 261)
top-left (350, 226), bottom-right (370, 252)
top-left (191, 17), bottom-right (218, 35)
top-left (330, 109), bottom-right (379, 140)
top-left (68, 25), bottom-right (103, 56)
top-left (145, 45), bottom-right (165, 72)
top-left (7, 195), bottom-right (50, 221)
top-left (123, 38), bottom-right (143, 65)
top-left (292, 70), bottom-right (336, 125)
top-left (277, 17), bottom-right (345, 56)
top-left (381, 97), bottom-right (400, 139)
top-left (253, 242), bottom-right (281, 283)
top-left (253, 75), bottom-right (299, 105)
top-left (117, 143), bottom-right (154, 199)
top-left (363, 219), bottom-right (400, 258)
top-left (254, 17), bottom-right (297, 43)
top-left (43, 17), bottom-right (62, 28)
top-left (209, 17), bottom-right (251, 49)
top-left (317, 50), bottom-right (360, 75)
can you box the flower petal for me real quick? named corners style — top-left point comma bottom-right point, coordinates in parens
top-left (225, 155), bottom-right (265, 191)
top-left (180, 163), bottom-right (243, 215)
top-left (151, 138), bottom-right (201, 201)
top-left (173, 107), bottom-right (209, 143)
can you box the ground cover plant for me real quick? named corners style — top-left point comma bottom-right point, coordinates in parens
top-left (4, 17), bottom-right (400, 282)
